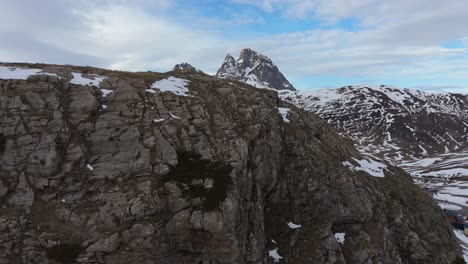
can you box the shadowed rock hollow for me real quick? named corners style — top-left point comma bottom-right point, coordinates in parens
top-left (0, 64), bottom-right (463, 263)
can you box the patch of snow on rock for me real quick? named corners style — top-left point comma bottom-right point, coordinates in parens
top-left (278, 107), bottom-right (290, 123)
top-left (70, 72), bottom-right (105, 86)
top-left (453, 230), bottom-right (468, 262)
top-left (100, 89), bottom-right (113, 97)
top-left (0, 66), bottom-right (57, 80)
top-left (343, 158), bottom-right (387, 177)
top-left (151, 76), bottom-right (190, 96)
top-left (87, 164), bottom-right (94, 171)
top-left (169, 112), bottom-right (181, 120)
top-left (268, 248), bottom-right (283, 262)
top-left (287, 221), bottom-right (301, 229)
top-left (335, 233), bottom-right (346, 244)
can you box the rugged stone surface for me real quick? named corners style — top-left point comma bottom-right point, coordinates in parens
top-left (216, 48), bottom-right (296, 91)
top-left (173, 63), bottom-right (203, 74)
top-left (0, 64), bottom-right (463, 263)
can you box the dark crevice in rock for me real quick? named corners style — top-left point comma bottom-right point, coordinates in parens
top-left (163, 152), bottom-right (232, 211)
top-left (46, 243), bottom-right (82, 264)
top-left (0, 133), bottom-right (6, 154)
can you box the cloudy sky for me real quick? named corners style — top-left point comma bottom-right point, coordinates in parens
top-left (2, 0), bottom-right (468, 92)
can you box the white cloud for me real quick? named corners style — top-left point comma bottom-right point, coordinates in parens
top-left (0, 1), bottom-right (226, 71)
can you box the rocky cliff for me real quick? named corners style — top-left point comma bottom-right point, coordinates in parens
top-left (216, 49), bottom-right (296, 91)
top-left (0, 64), bottom-right (463, 263)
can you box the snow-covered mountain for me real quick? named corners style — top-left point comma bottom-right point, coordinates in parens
top-left (216, 48), bottom-right (296, 91)
top-left (299, 85), bottom-right (468, 160)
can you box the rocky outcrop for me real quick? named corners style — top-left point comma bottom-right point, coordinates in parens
top-left (0, 64), bottom-right (463, 263)
top-left (173, 63), bottom-right (203, 73)
top-left (216, 48), bottom-right (296, 91)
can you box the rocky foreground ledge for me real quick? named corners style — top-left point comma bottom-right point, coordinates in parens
top-left (0, 63), bottom-right (463, 263)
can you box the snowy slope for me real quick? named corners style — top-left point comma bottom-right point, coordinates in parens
top-left (296, 85), bottom-right (468, 159)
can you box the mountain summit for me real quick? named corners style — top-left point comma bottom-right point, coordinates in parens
top-left (173, 62), bottom-right (203, 73)
top-left (216, 48), bottom-right (296, 91)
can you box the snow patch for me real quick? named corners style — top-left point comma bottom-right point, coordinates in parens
top-left (150, 76), bottom-right (190, 96)
top-left (70, 72), bottom-right (105, 86)
top-left (0, 66), bottom-right (58, 80)
top-left (278, 107), bottom-right (290, 123)
top-left (169, 112), bottom-right (181, 120)
top-left (433, 192), bottom-right (468, 208)
top-left (87, 164), bottom-right (94, 171)
top-left (438, 203), bottom-right (462, 210)
top-left (268, 248), bottom-right (283, 262)
top-left (418, 145), bottom-right (428, 156)
top-left (287, 222), bottom-right (301, 229)
top-left (100, 88), bottom-right (113, 97)
top-left (153, 119), bottom-right (165, 122)
top-left (335, 233), bottom-right (346, 244)
top-left (343, 158), bottom-right (387, 177)
top-left (422, 168), bottom-right (468, 178)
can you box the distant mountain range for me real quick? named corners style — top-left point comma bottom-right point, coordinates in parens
top-left (214, 49), bottom-right (468, 160)
top-left (303, 85), bottom-right (468, 159)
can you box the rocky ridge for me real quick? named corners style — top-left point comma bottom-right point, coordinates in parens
top-left (173, 63), bottom-right (203, 73)
top-left (216, 48), bottom-right (296, 91)
top-left (0, 63), bottom-right (463, 263)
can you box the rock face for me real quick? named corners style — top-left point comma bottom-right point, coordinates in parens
top-left (0, 64), bottom-right (463, 263)
top-left (173, 63), bottom-right (203, 73)
top-left (297, 85), bottom-right (468, 159)
top-left (216, 48), bottom-right (296, 91)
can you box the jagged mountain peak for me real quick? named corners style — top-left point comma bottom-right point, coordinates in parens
top-left (223, 53), bottom-right (235, 63)
top-left (173, 62), bottom-right (203, 73)
top-left (238, 48), bottom-right (272, 65)
top-left (216, 48), bottom-right (295, 91)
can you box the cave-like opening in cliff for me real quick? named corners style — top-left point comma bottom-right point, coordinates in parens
top-left (46, 243), bottom-right (82, 264)
top-left (163, 152), bottom-right (232, 211)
